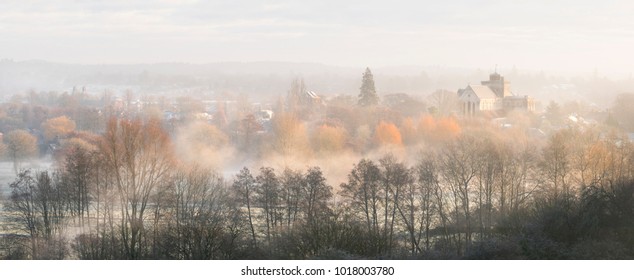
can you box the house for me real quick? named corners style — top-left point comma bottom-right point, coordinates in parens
top-left (458, 72), bottom-right (535, 116)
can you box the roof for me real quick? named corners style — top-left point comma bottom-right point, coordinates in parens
top-left (304, 90), bottom-right (319, 99)
top-left (467, 84), bottom-right (498, 100)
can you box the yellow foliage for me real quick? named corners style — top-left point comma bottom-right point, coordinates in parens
top-left (313, 124), bottom-right (347, 154)
top-left (400, 117), bottom-right (418, 145)
top-left (42, 116), bottom-right (76, 141)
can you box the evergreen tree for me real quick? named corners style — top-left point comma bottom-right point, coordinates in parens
top-left (358, 67), bottom-right (379, 106)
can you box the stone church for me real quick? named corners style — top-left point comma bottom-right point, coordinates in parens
top-left (458, 72), bottom-right (535, 116)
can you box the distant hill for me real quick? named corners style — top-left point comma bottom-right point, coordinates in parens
top-left (0, 60), bottom-right (631, 107)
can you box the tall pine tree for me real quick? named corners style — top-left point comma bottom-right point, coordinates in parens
top-left (358, 67), bottom-right (379, 106)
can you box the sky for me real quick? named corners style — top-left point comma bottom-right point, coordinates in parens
top-left (2, 0), bottom-right (634, 77)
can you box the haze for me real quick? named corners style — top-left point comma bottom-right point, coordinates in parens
top-left (3, 0), bottom-right (634, 77)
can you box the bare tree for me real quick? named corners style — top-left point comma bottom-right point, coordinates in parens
top-left (379, 154), bottom-right (410, 256)
top-left (232, 167), bottom-right (258, 248)
top-left (340, 159), bottom-right (385, 255)
top-left (7, 170), bottom-right (68, 259)
top-left (99, 117), bottom-right (174, 259)
top-left (280, 168), bottom-right (303, 228)
top-left (438, 135), bottom-right (480, 256)
top-left (255, 167), bottom-right (280, 245)
top-left (169, 166), bottom-right (232, 259)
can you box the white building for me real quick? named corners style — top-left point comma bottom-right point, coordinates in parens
top-left (458, 72), bottom-right (535, 116)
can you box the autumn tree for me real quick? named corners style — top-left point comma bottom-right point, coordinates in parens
top-left (358, 67), bottom-right (379, 107)
top-left (41, 116), bottom-right (76, 141)
top-left (434, 117), bottom-right (461, 142)
top-left (175, 121), bottom-right (229, 169)
top-left (312, 124), bottom-right (347, 154)
top-left (374, 121), bottom-right (402, 146)
top-left (400, 118), bottom-right (418, 145)
top-left (5, 129), bottom-right (37, 174)
top-left (418, 115), bottom-right (437, 141)
top-left (271, 112), bottom-right (310, 157)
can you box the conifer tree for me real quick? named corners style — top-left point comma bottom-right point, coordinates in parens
top-left (358, 67), bottom-right (379, 106)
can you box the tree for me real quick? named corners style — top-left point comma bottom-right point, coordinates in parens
top-left (238, 114), bottom-right (264, 153)
top-left (400, 118), bottom-right (418, 146)
top-left (169, 166), bottom-right (234, 259)
top-left (271, 112), bottom-right (310, 157)
top-left (300, 167), bottom-right (333, 254)
top-left (374, 121), bottom-right (402, 146)
top-left (60, 144), bottom-right (94, 225)
top-left (99, 117), bottom-right (174, 259)
top-left (358, 67), bottom-right (379, 107)
top-left (41, 116), bottom-right (76, 141)
top-left (312, 124), bottom-right (347, 154)
top-left (545, 101), bottom-right (563, 127)
top-left (255, 167), bottom-right (281, 245)
top-left (438, 135), bottom-right (481, 256)
top-left (287, 77), bottom-right (306, 112)
top-left (428, 89), bottom-right (459, 117)
top-left (175, 121), bottom-right (229, 169)
top-left (280, 168), bottom-right (303, 228)
top-left (8, 170), bottom-right (68, 259)
top-left (611, 93), bottom-right (634, 131)
top-left (232, 167), bottom-right (258, 248)
top-left (378, 155), bottom-right (411, 256)
top-left (340, 159), bottom-right (385, 255)
top-left (5, 129), bottom-right (37, 174)
top-left (302, 167), bottom-right (333, 227)
top-left (539, 129), bottom-right (574, 199)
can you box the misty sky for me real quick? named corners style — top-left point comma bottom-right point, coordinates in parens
top-left (2, 0), bottom-right (634, 76)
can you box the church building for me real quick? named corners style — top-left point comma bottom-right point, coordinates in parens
top-left (458, 72), bottom-right (535, 116)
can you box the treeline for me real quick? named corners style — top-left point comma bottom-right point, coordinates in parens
top-left (1, 117), bottom-right (634, 259)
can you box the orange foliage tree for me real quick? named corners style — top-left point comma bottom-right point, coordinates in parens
top-left (374, 121), bottom-right (402, 146)
top-left (435, 117), bottom-right (461, 141)
top-left (417, 115), bottom-right (461, 143)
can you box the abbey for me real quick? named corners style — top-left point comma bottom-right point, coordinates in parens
top-left (458, 72), bottom-right (535, 116)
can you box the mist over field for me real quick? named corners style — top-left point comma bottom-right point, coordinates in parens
top-left (2, 1), bottom-right (634, 260)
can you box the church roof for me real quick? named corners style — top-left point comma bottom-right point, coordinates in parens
top-left (466, 84), bottom-right (498, 100)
